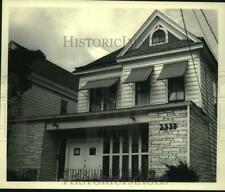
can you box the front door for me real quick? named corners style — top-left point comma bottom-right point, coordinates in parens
top-left (65, 138), bottom-right (102, 180)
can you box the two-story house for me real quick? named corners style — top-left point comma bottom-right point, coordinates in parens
top-left (7, 41), bottom-right (78, 180)
top-left (8, 10), bottom-right (217, 182)
top-left (45, 10), bottom-right (217, 182)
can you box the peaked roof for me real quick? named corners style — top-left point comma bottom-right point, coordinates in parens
top-left (74, 10), bottom-right (203, 74)
top-left (118, 10), bottom-right (201, 58)
top-left (9, 41), bottom-right (78, 91)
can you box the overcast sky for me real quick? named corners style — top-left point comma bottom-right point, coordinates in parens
top-left (9, 7), bottom-right (218, 72)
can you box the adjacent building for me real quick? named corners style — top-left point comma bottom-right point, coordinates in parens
top-left (7, 41), bottom-right (78, 180)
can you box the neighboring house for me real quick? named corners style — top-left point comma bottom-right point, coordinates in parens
top-left (7, 41), bottom-right (78, 180)
top-left (8, 10), bottom-right (217, 182)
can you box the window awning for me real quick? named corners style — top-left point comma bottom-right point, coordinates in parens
top-left (157, 62), bottom-right (188, 80)
top-left (80, 77), bottom-right (119, 90)
top-left (123, 66), bottom-right (154, 84)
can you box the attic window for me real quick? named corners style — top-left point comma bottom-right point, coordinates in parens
top-left (152, 30), bottom-right (166, 45)
top-left (149, 26), bottom-right (168, 46)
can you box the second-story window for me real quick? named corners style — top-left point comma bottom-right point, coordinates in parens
top-left (60, 99), bottom-right (68, 114)
top-left (168, 77), bottom-right (185, 102)
top-left (89, 85), bottom-right (116, 112)
top-left (135, 80), bottom-right (150, 106)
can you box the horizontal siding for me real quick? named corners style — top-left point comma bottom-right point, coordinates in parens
top-left (77, 52), bottom-right (203, 112)
top-left (9, 83), bottom-right (77, 119)
top-left (185, 57), bottom-right (201, 107)
top-left (200, 57), bottom-right (217, 181)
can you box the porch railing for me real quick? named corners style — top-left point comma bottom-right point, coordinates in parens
top-left (62, 169), bottom-right (155, 182)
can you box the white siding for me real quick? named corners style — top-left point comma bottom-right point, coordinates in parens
top-left (77, 52), bottom-right (203, 112)
top-left (10, 83), bottom-right (77, 119)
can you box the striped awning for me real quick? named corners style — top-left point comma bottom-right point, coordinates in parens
top-left (157, 62), bottom-right (188, 80)
top-left (123, 66), bottom-right (154, 83)
top-left (80, 77), bottom-right (119, 90)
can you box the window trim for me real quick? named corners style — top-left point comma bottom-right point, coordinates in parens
top-left (60, 99), bottom-right (68, 115)
top-left (167, 77), bottom-right (185, 103)
top-left (149, 26), bottom-right (168, 46)
top-left (135, 79), bottom-right (150, 106)
top-left (89, 84), bottom-right (117, 112)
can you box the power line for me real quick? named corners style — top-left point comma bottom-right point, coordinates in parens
top-left (192, 10), bottom-right (211, 48)
top-left (180, 9), bottom-right (203, 99)
top-left (200, 9), bottom-right (218, 44)
top-left (192, 9), bottom-right (217, 103)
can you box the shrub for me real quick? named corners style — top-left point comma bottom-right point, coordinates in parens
top-left (163, 161), bottom-right (199, 182)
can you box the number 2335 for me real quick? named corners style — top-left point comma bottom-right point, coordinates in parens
top-left (160, 123), bottom-right (177, 130)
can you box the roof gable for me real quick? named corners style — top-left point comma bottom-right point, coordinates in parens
top-left (117, 10), bottom-right (201, 58)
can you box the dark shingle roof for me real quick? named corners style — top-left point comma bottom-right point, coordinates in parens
top-left (74, 48), bottom-right (123, 73)
top-left (121, 40), bottom-right (201, 58)
top-left (32, 59), bottom-right (78, 91)
top-left (74, 40), bottom-right (203, 73)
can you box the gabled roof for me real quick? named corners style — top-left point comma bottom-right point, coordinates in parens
top-left (117, 10), bottom-right (201, 58)
top-left (73, 10), bottom-right (206, 73)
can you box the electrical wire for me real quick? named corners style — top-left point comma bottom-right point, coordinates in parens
top-left (180, 9), bottom-right (203, 100)
top-left (200, 9), bottom-right (218, 44)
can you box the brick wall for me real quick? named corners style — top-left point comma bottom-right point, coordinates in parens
top-left (39, 130), bottom-right (59, 181)
top-left (148, 108), bottom-right (188, 178)
top-left (7, 121), bottom-right (45, 178)
top-left (190, 106), bottom-right (212, 182)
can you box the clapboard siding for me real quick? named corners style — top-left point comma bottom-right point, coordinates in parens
top-left (200, 57), bottom-right (217, 181)
top-left (77, 52), bottom-right (203, 112)
top-left (12, 83), bottom-right (77, 118)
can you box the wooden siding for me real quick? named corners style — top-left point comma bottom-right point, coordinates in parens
top-left (77, 52), bottom-right (203, 112)
top-left (9, 83), bottom-right (77, 119)
top-left (200, 57), bottom-right (217, 181)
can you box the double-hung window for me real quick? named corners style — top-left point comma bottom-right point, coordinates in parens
top-left (123, 66), bottom-right (153, 106)
top-left (79, 77), bottom-right (119, 112)
top-left (158, 62), bottom-right (187, 103)
top-left (135, 80), bottom-right (150, 106)
top-left (168, 77), bottom-right (185, 102)
top-left (89, 85), bottom-right (117, 112)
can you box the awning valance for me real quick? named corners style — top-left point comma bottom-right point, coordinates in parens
top-left (80, 77), bottom-right (119, 90)
top-left (123, 66), bottom-right (154, 84)
top-left (157, 62), bottom-right (188, 80)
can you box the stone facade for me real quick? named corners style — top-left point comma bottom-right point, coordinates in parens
top-left (148, 108), bottom-right (188, 178)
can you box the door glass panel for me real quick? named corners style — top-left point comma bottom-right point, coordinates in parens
top-left (132, 155), bottom-right (138, 179)
top-left (113, 132), bottom-right (120, 153)
top-left (102, 156), bottom-right (109, 178)
top-left (141, 155), bottom-right (148, 180)
top-left (141, 126), bottom-right (149, 152)
top-left (112, 156), bottom-right (119, 179)
top-left (122, 155), bottom-right (129, 180)
top-left (122, 130), bottom-right (129, 153)
top-left (103, 137), bottom-right (110, 154)
top-left (132, 133), bottom-right (138, 153)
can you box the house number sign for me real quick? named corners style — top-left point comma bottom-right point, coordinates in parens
top-left (160, 123), bottom-right (177, 130)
